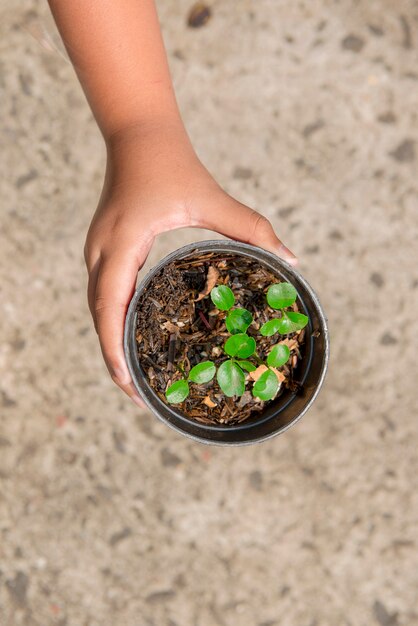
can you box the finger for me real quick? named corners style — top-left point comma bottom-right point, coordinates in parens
top-left (118, 379), bottom-right (146, 408)
top-left (84, 238), bottom-right (102, 330)
top-left (198, 195), bottom-right (298, 265)
top-left (94, 240), bottom-right (153, 387)
top-left (87, 252), bottom-right (147, 407)
top-left (87, 256), bottom-right (101, 331)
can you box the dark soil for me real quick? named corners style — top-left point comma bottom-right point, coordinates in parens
top-left (135, 252), bottom-right (306, 426)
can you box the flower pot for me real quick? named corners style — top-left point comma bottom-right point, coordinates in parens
top-left (124, 240), bottom-right (329, 446)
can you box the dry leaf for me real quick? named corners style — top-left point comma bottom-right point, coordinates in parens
top-left (162, 321), bottom-right (180, 334)
top-left (249, 365), bottom-right (285, 383)
top-left (271, 368), bottom-right (286, 383)
top-left (279, 338), bottom-right (298, 351)
top-left (195, 265), bottom-right (219, 301)
top-left (249, 365), bottom-right (268, 381)
top-left (202, 395), bottom-right (217, 408)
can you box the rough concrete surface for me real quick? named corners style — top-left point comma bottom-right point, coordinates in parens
top-left (1, 0), bottom-right (417, 625)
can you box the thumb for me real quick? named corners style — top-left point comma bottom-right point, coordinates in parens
top-left (198, 194), bottom-right (298, 265)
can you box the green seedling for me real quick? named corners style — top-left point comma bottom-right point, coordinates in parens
top-left (210, 285), bottom-right (235, 310)
top-left (267, 344), bottom-right (291, 368)
top-left (165, 281), bottom-right (309, 405)
top-left (252, 369), bottom-right (280, 401)
top-left (260, 282), bottom-right (308, 336)
top-left (166, 361), bottom-right (216, 404)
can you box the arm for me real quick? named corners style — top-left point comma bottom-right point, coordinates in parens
top-left (47, 0), bottom-right (184, 137)
top-left (48, 0), bottom-right (297, 405)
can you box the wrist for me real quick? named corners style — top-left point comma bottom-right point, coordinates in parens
top-left (105, 114), bottom-right (198, 171)
top-left (101, 114), bottom-right (206, 196)
top-left (104, 108), bottom-right (188, 149)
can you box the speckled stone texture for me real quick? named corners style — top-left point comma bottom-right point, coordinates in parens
top-left (1, 0), bottom-right (417, 625)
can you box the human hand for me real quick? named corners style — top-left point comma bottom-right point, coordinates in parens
top-left (84, 120), bottom-right (297, 406)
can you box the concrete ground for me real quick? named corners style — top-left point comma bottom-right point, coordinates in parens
top-left (1, 0), bottom-right (417, 624)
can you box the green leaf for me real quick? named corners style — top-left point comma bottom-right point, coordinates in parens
top-left (224, 333), bottom-right (256, 358)
top-left (166, 379), bottom-right (189, 404)
top-left (217, 360), bottom-right (245, 397)
top-left (267, 344), bottom-right (290, 368)
top-left (259, 319), bottom-right (282, 337)
top-left (267, 282), bottom-right (297, 309)
top-left (275, 311), bottom-right (309, 334)
top-left (210, 285), bottom-right (235, 310)
top-left (188, 361), bottom-right (216, 384)
top-left (252, 370), bottom-right (280, 401)
top-left (236, 360), bottom-right (257, 373)
top-left (225, 308), bottom-right (253, 334)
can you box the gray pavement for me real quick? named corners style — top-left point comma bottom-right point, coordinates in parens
top-left (0, 1), bottom-right (417, 624)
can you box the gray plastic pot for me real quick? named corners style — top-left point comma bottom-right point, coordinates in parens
top-left (124, 240), bottom-right (329, 446)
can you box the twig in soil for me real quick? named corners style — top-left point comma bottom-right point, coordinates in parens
top-left (142, 354), bottom-right (161, 371)
top-left (167, 333), bottom-right (177, 372)
top-left (198, 310), bottom-right (212, 330)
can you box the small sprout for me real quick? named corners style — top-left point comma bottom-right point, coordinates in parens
top-left (166, 379), bottom-right (190, 404)
top-left (261, 280), bottom-right (309, 337)
top-left (166, 362), bottom-right (215, 404)
top-left (225, 308), bottom-right (253, 334)
top-left (188, 361), bottom-right (216, 384)
top-left (267, 344), bottom-right (290, 368)
top-left (236, 360), bottom-right (257, 373)
top-left (267, 282), bottom-right (297, 309)
top-left (260, 319), bottom-right (282, 337)
top-left (210, 285), bottom-right (235, 310)
top-left (252, 369), bottom-right (280, 401)
top-left (224, 333), bottom-right (256, 359)
top-left (275, 311), bottom-right (308, 334)
top-left (217, 360), bottom-right (245, 397)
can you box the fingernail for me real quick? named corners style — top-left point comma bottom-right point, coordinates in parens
top-left (278, 244), bottom-right (298, 266)
top-left (130, 394), bottom-right (144, 408)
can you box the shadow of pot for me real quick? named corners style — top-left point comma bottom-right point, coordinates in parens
top-left (124, 240), bottom-right (330, 446)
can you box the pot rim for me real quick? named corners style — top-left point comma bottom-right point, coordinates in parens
top-left (124, 239), bottom-right (330, 445)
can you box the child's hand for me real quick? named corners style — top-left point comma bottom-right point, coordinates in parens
top-left (84, 121), bottom-right (297, 405)
top-left (48, 0), bottom-right (297, 405)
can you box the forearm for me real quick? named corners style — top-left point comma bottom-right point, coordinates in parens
top-left (47, 0), bottom-right (183, 140)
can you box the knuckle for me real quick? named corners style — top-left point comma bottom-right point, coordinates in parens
top-left (109, 364), bottom-right (131, 388)
top-left (94, 296), bottom-right (126, 316)
top-left (104, 354), bottom-right (123, 380)
top-left (94, 295), bottom-right (108, 314)
top-left (110, 372), bottom-right (124, 388)
top-left (249, 211), bottom-right (272, 239)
